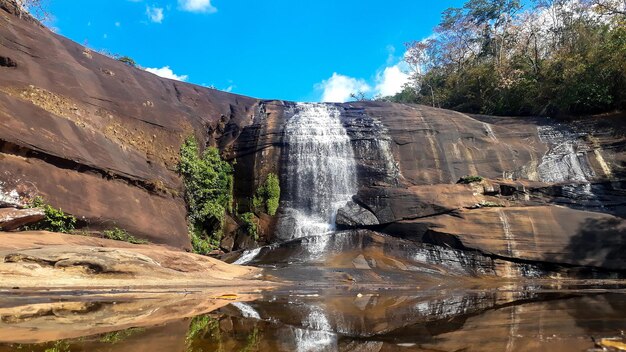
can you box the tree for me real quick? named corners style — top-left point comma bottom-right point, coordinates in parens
top-left (586, 0), bottom-right (626, 16)
top-left (395, 0), bottom-right (625, 117)
top-left (16, 0), bottom-right (49, 22)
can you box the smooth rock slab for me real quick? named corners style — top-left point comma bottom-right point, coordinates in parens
top-left (0, 207), bottom-right (44, 230)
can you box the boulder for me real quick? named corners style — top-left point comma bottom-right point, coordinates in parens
top-left (336, 201), bottom-right (379, 228)
top-left (0, 207), bottom-right (44, 230)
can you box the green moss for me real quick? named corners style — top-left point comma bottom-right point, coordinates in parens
top-left (457, 175), bottom-right (484, 184)
top-left (177, 136), bottom-right (234, 254)
top-left (253, 173), bottom-right (280, 216)
top-left (102, 228), bottom-right (148, 244)
top-left (27, 197), bottom-right (77, 234)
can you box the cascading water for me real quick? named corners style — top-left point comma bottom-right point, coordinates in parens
top-left (281, 103), bottom-right (358, 240)
top-left (234, 103), bottom-right (358, 264)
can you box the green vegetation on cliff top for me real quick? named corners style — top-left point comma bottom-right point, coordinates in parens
top-left (390, 0), bottom-right (626, 117)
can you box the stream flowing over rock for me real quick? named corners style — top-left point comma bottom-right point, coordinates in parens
top-left (279, 103), bottom-right (357, 240)
top-left (0, 0), bottom-right (625, 279)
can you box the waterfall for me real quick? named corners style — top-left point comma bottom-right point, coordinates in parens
top-left (282, 103), bottom-right (358, 239)
top-left (234, 103), bottom-right (358, 265)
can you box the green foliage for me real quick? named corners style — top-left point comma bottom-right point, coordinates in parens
top-left (102, 228), bottom-right (148, 244)
top-left (99, 328), bottom-right (146, 344)
top-left (186, 315), bottom-right (222, 352)
top-left (253, 173), bottom-right (280, 216)
top-left (190, 228), bottom-right (215, 255)
top-left (457, 175), bottom-right (484, 184)
top-left (178, 136), bottom-right (234, 254)
top-left (28, 197), bottom-right (77, 234)
top-left (43, 341), bottom-right (71, 352)
top-left (240, 328), bottom-right (260, 352)
top-left (240, 212), bottom-right (259, 240)
top-left (398, 0), bottom-right (626, 117)
top-left (117, 56), bottom-right (136, 67)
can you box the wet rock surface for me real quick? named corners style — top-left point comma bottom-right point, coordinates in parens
top-left (227, 230), bottom-right (624, 284)
top-left (335, 201), bottom-right (379, 228)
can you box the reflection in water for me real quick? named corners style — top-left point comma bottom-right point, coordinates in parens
top-left (1, 291), bottom-right (625, 352)
top-left (232, 302), bottom-right (261, 320)
top-left (293, 307), bottom-right (337, 352)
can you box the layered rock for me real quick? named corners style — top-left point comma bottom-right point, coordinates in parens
top-left (0, 231), bottom-right (268, 289)
top-left (0, 1), bottom-right (260, 248)
top-left (0, 207), bottom-right (44, 230)
top-left (1, 0), bottom-right (625, 277)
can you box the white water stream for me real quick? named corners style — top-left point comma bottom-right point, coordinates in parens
top-left (282, 103), bottom-right (358, 239)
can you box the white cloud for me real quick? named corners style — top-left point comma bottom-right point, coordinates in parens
top-left (146, 6), bottom-right (164, 23)
top-left (316, 73), bottom-right (371, 103)
top-left (385, 45), bottom-right (396, 65)
top-left (144, 66), bottom-right (189, 81)
top-left (178, 0), bottom-right (217, 13)
top-left (375, 63), bottom-right (410, 97)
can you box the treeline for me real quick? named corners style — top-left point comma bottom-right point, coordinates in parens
top-left (391, 0), bottom-right (626, 117)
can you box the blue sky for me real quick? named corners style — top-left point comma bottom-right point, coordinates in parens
top-left (45, 0), bottom-right (464, 102)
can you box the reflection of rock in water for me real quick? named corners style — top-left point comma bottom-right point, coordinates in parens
top-left (207, 291), bottom-right (626, 352)
top-left (4, 292), bottom-right (626, 352)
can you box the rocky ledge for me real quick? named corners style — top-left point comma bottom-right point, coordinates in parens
top-left (0, 231), bottom-right (272, 289)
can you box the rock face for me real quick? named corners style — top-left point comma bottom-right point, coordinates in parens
top-left (1, 0), bottom-right (625, 276)
top-left (231, 101), bottom-right (626, 275)
top-left (334, 102), bottom-right (626, 273)
top-left (0, 1), bottom-right (259, 248)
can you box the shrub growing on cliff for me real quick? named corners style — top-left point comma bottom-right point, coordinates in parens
top-left (28, 197), bottom-right (77, 234)
top-left (457, 175), bottom-right (483, 184)
top-left (253, 173), bottom-right (280, 216)
top-left (177, 136), bottom-right (233, 253)
top-left (117, 56), bottom-right (136, 67)
top-left (102, 228), bottom-right (148, 244)
top-left (240, 212), bottom-right (259, 240)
